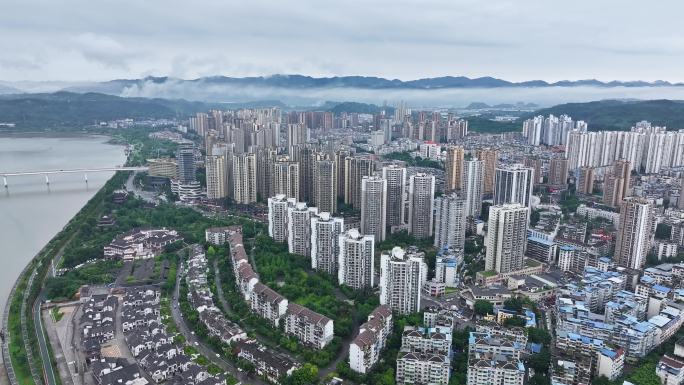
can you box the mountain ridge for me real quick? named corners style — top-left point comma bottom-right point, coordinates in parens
top-left (3, 74), bottom-right (683, 96)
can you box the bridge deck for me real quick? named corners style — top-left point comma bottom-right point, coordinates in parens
top-left (1, 167), bottom-right (148, 177)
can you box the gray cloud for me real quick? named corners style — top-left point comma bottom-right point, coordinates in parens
top-left (117, 79), bottom-right (684, 108)
top-left (1, 0), bottom-right (683, 82)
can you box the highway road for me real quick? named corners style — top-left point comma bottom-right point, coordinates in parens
top-left (34, 297), bottom-right (57, 385)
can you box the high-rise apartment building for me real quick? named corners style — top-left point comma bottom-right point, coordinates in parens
top-left (233, 153), bottom-right (257, 204)
top-left (311, 213), bottom-right (344, 275)
top-left (256, 147), bottom-right (277, 202)
top-left (176, 142), bottom-right (196, 184)
top-left (344, 156), bottom-right (375, 209)
top-left (577, 167), bottom-right (595, 195)
top-left (549, 158), bottom-right (569, 187)
top-left (408, 173), bottom-right (435, 239)
top-left (522, 114), bottom-right (578, 146)
top-left (485, 204), bottom-right (528, 273)
top-left (274, 159), bottom-right (300, 201)
top-left (335, 149), bottom-right (352, 200)
top-left (446, 119), bottom-right (468, 141)
top-left (313, 159), bottom-right (336, 214)
top-left (287, 202), bottom-right (318, 257)
top-left (360, 176), bottom-right (387, 242)
top-left (382, 165), bottom-right (407, 228)
top-left (475, 148), bottom-right (498, 194)
top-left (523, 157), bottom-right (543, 185)
top-left (206, 154), bottom-right (228, 200)
top-left (338, 229), bottom-right (375, 289)
top-left (463, 159), bottom-right (484, 218)
top-left (614, 197), bottom-right (653, 270)
top-left (268, 194), bottom-right (296, 243)
top-left (603, 159), bottom-right (632, 207)
top-left (211, 144), bottom-right (234, 199)
top-left (379, 118), bottom-right (392, 144)
top-left (493, 164), bottom-right (534, 208)
top-left (434, 193), bottom-right (467, 249)
top-left (291, 144), bottom-right (318, 203)
top-left (445, 146), bottom-right (465, 191)
top-left (287, 123), bottom-right (309, 148)
top-left (379, 247), bottom-right (427, 314)
top-left (565, 122), bottom-right (684, 173)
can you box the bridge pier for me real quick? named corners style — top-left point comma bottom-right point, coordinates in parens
top-left (84, 173), bottom-right (88, 183)
top-left (3, 176), bottom-right (6, 188)
top-left (45, 174), bottom-right (49, 185)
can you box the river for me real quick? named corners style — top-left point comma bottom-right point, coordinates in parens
top-left (0, 135), bottom-right (126, 317)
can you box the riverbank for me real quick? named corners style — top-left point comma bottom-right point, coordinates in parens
top-left (0, 136), bottom-right (126, 320)
top-left (2, 169), bottom-right (131, 385)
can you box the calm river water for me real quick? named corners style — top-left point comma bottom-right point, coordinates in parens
top-left (0, 135), bottom-right (126, 317)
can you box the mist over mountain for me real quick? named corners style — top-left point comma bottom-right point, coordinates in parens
top-left (39, 74), bottom-right (684, 94)
top-left (3, 75), bottom-right (684, 108)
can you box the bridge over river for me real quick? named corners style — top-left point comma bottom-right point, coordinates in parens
top-left (1, 166), bottom-right (148, 187)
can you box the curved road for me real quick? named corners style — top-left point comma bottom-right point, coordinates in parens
top-left (170, 260), bottom-right (264, 385)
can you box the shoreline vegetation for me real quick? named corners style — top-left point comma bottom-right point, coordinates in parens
top-left (2, 127), bottom-right (265, 385)
top-left (4, 170), bottom-right (130, 385)
top-left (2, 128), bottom-right (156, 385)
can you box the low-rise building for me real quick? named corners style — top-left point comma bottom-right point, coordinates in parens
top-left (466, 331), bottom-right (525, 385)
top-left (234, 340), bottom-right (299, 383)
top-left (104, 228), bottom-right (182, 260)
top-left (657, 354), bottom-right (684, 385)
top-left (395, 323), bottom-right (452, 385)
top-left (401, 326), bottom-right (452, 357)
top-left (349, 305), bottom-right (393, 374)
top-left (249, 283), bottom-right (288, 327)
top-left (205, 226), bottom-right (241, 245)
top-left (284, 303), bottom-right (334, 350)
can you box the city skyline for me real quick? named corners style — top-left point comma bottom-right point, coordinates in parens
top-left (5, 1), bottom-right (684, 384)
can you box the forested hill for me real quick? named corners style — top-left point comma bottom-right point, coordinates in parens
top-left (529, 99), bottom-right (684, 131)
top-left (0, 92), bottom-right (209, 130)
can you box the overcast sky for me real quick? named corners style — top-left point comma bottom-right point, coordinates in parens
top-left (2, 0), bottom-right (683, 82)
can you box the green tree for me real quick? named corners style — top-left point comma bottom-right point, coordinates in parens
top-left (627, 360), bottom-right (660, 385)
top-left (371, 367), bottom-right (395, 385)
top-left (527, 327), bottom-right (551, 345)
top-left (527, 347), bottom-right (551, 373)
top-left (504, 297), bottom-right (524, 312)
top-left (283, 363), bottom-right (319, 385)
top-left (504, 316), bottom-right (526, 327)
top-left (474, 300), bottom-right (494, 316)
top-left (592, 376), bottom-right (619, 385)
top-left (528, 373), bottom-right (551, 385)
